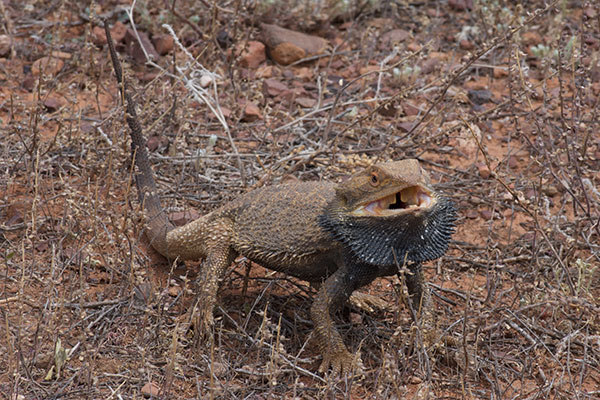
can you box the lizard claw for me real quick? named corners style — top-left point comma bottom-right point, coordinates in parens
top-left (190, 297), bottom-right (216, 345)
top-left (319, 349), bottom-right (363, 376)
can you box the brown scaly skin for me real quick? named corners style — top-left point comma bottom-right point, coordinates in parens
top-left (105, 22), bottom-right (456, 375)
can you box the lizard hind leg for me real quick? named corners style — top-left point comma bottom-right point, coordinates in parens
top-left (403, 263), bottom-right (438, 348)
top-left (187, 220), bottom-right (237, 349)
top-left (403, 263), bottom-right (476, 374)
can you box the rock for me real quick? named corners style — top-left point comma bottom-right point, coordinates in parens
top-left (542, 185), bottom-right (559, 196)
top-left (377, 101), bottom-right (397, 117)
top-left (0, 35), bottom-right (11, 57)
top-left (153, 34), bottom-right (174, 55)
top-left (468, 89), bottom-right (493, 105)
top-left (22, 75), bottom-right (36, 91)
top-left (263, 78), bottom-right (288, 97)
top-left (459, 39), bottom-right (475, 50)
top-left (239, 41), bottom-right (266, 69)
top-left (146, 135), bottom-right (168, 152)
top-left (477, 164), bottom-right (491, 179)
top-left (200, 74), bottom-right (213, 88)
top-left (242, 102), bottom-right (262, 122)
top-left (465, 209), bottom-right (478, 219)
top-left (378, 29), bottom-right (410, 50)
top-left (125, 28), bottom-right (159, 64)
top-left (493, 67), bottom-right (508, 78)
top-left (449, 0), bottom-right (473, 11)
top-left (261, 23), bottom-right (327, 65)
top-left (111, 22), bottom-right (127, 43)
top-left (216, 29), bottom-right (233, 49)
top-left (522, 31), bottom-right (542, 46)
top-left (92, 26), bottom-right (107, 46)
top-left (141, 382), bottom-right (161, 398)
top-left (31, 56), bottom-right (64, 77)
top-left (43, 95), bottom-right (66, 111)
top-left (402, 102), bottom-right (420, 116)
top-left (397, 121), bottom-right (416, 133)
top-left (255, 65), bottom-right (274, 78)
top-left (295, 96), bottom-right (316, 108)
top-left (480, 209), bottom-right (493, 220)
top-left (92, 22), bottom-right (127, 46)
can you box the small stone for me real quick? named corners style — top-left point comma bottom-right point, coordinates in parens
top-left (22, 75), bottom-right (36, 91)
top-left (210, 361), bottom-right (228, 376)
top-left (542, 185), bottom-right (559, 196)
top-left (111, 22), bottom-right (127, 43)
top-left (168, 286), bottom-right (180, 297)
top-left (295, 96), bottom-right (316, 108)
top-left (465, 209), bottom-right (478, 219)
top-left (153, 34), bottom-right (174, 55)
top-left (43, 95), bottom-right (65, 111)
top-left (263, 78), bottom-right (289, 97)
top-left (522, 31), bottom-right (542, 46)
top-left (427, 8), bottom-right (443, 17)
top-left (242, 102), bottom-right (262, 122)
top-left (93, 22), bottom-right (127, 46)
top-left (349, 312), bottom-right (362, 324)
top-left (377, 101), bottom-right (397, 117)
top-left (216, 29), bottom-right (233, 49)
top-left (255, 65), bottom-right (274, 79)
top-left (270, 42), bottom-right (306, 66)
top-left (239, 41), bottom-right (266, 69)
top-left (493, 67), bottom-right (508, 78)
top-left (508, 156), bottom-right (518, 169)
top-left (125, 28), bottom-right (159, 64)
top-left (200, 74), bottom-right (213, 88)
top-left (31, 56), bottom-right (64, 77)
top-left (402, 102), bottom-right (420, 116)
top-left (141, 382), bottom-right (161, 398)
top-left (448, 0), bottom-right (472, 10)
top-left (378, 29), bottom-right (410, 50)
top-left (261, 23), bottom-right (327, 65)
top-left (0, 35), bottom-right (11, 57)
top-left (92, 26), bottom-right (107, 46)
top-left (51, 51), bottom-right (72, 60)
top-left (477, 164), bottom-right (491, 179)
top-left (459, 39), bottom-right (475, 50)
top-left (397, 121), bottom-right (416, 133)
top-left (480, 209), bottom-right (493, 220)
top-left (468, 89), bottom-right (493, 105)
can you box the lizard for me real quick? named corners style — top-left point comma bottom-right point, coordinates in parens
top-left (104, 22), bottom-right (457, 374)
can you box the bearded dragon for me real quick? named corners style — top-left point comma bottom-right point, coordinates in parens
top-left (104, 22), bottom-right (456, 374)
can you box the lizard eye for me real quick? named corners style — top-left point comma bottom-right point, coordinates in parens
top-left (370, 172), bottom-right (379, 186)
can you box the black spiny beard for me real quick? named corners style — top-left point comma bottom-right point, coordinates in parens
top-left (319, 197), bottom-right (457, 267)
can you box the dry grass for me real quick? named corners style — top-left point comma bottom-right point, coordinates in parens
top-left (0, 0), bottom-right (598, 398)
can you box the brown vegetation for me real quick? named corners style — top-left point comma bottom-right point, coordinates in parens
top-left (0, 0), bottom-right (598, 398)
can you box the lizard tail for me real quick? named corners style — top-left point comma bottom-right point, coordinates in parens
top-left (104, 20), bottom-right (175, 257)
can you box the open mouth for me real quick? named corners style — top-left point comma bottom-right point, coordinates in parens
top-left (351, 186), bottom-right (435, 217)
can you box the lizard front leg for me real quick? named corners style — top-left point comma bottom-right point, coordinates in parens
top-left (311, 266), bottom-right (362, 375)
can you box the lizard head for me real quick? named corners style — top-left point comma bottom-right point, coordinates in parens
top-left (321, 159), bottom-right (456, 266)
top-left (334, 159), bottom-right (435, 217)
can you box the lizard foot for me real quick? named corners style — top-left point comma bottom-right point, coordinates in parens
top-left (349, 292), bottom-right (389, 313)
top-left (190, 297), bottom-right (216, 346)
top-left (319, 348), bottom-right (363, 376)
top-left (412, 324), bottom-right (477, 376)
